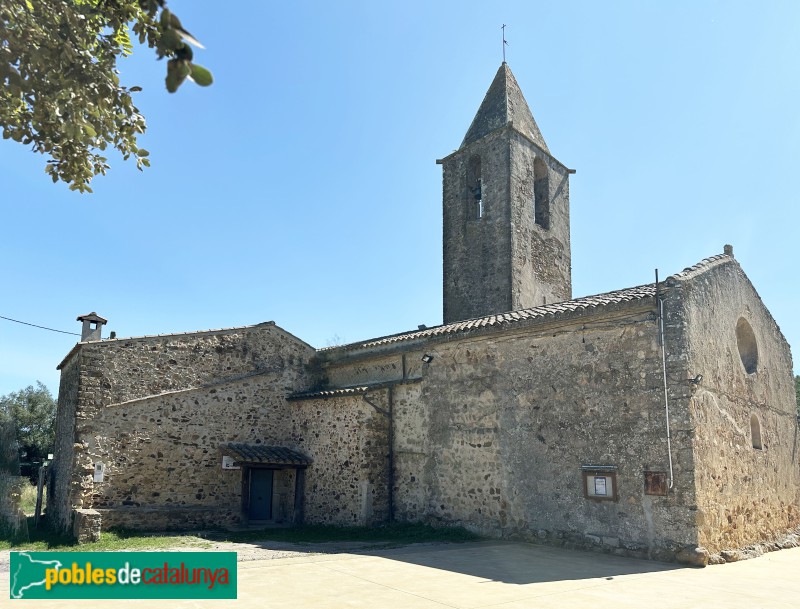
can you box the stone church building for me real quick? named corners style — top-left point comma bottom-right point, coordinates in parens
top-left (50, 63), bottom-right (800, 564)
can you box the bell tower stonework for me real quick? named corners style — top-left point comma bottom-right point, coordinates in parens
top-left (439, 63), bottom-right (572, 324)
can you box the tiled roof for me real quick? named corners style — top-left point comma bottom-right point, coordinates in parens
top-left (225, 443), bottom-right (311, 466)
top-left (668, 253), bottom-right (730, 282)
top-left (321, 283), bottom-right (658, 355)
top-left (318, 251), bottom-right (736, 357)
top-left (288, 386), bottom-right (371, 400)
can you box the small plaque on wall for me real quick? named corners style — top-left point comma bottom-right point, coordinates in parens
top-left (581, 465), bottom-right (618, 502)
top-left (644, 471), bottom-right (668, 496)
top-left (93, 462), bottom-right (105, 483)
top-left (221, 455), bottom-right (240, 470)
top-left (594, 476), bottom-right (607, 496)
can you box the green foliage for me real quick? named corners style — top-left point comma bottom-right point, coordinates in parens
top-left (0, 413), bottom-right (18, 475)
top-left (189, 63), bottom-right (213, 87)
top-left (0, 525), bottom-right (199, 550)
top-left (1, 522), bottom-right (479, 550)
top-left (0, 381), bottom-right (56, 465)
top-left (0, 0), bottom-right (212, 192)
top-left (17, 479), bottom-right (40, 515)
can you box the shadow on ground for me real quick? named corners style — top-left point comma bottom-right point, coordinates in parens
top-left (361, 540), bottom-right (681, 585)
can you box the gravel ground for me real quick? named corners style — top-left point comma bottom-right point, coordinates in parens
top-left (0, 538), bottom-right (398, 573)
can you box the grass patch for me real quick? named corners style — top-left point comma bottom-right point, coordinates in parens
top-left (1, 521), bottom-right (478, 552)
top-left (19, 480), bottom-right (41, 515)
top-left (207, 523), bottom-right (480, 545)
top-left (0, 517), bottom-right (206, 552)
top-left (82, 530), bottom-right (208, 552)
top-left (0, 517), bottom-right (73, 551)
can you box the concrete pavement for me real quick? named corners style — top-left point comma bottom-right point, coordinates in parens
top-left (2, 540), bottom-right (799, 608)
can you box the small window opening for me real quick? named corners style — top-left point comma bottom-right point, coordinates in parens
top-left (751, 414), bottom-right (763, 450)
top-left (736, 317), bottom-right (758, 374)
top-left (472, 179), bottom-right (483, 218)
top-left (533, 157), bottom-right (550, 229)
top-left (467, 155), bottom-right (483, 220)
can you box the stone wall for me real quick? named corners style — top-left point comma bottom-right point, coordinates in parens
top-left (49, 353), bottom-right (81, 532)
top-left (52, 323), bottom-right (317, 533)
top-left (88, 375), bottom-right (290, 514)
top-left (442, 126), bottom-right (571, 324)
top-left (289, 394), bottom-right (390, 526)
top-left (675, 257), bottom-right (800, 555)
top-left (97, 506), bottom-right (242, 532)
top-left (323, 351), bottom-right (424, 388)
top-left (72, 508), bottom-right (101, 543)
top-left (322, 301), bottom-right (701, 560)
top-left (442, 128), bottom-right (514, 323)
top-left (73, 322), bottom-right (315, 412)
top-left (51, 257), bottom-right (799, 559)
top-left (508, 131), bottom-right (571, 309)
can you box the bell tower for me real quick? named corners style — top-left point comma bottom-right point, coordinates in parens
top-left (438, 63), bottom-right (573, 324)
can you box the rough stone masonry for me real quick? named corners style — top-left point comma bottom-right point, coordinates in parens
top-left (50, 63), bottom-right (800, 565)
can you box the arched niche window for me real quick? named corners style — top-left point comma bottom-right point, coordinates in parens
top-left (533, 157), bottom-right (550, 229)
top-left (736, 318), bottom-right (758, 374)
top-left (751, 414), bottom-right (763, 450)
top-left (467, 155), bottom-right (483, 220)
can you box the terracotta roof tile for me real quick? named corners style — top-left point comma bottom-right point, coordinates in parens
top-left (668, 253), bottom-right (730, 281)
top-left (321, 283), bottom-right (658, 355)
top-left (288, 386), bottom-right (371, 400)
top-left (225, 443), bottom-right (311, 466)
top-left (318, 251), bottom-right (736, 357)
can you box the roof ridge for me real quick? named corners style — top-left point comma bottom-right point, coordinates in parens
top-left (320, 282), bottom-right (658, 355)
top-left (95, 321), bottom-right (275, 343)
top-left (57, 320), bottom-right (316, 371)
top-left (666, 252), bottom-right (732, 283)
top-left (319, 248), bottom-right (735, 356)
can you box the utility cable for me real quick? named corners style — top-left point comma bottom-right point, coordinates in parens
top-left (0, 314), bottom-right (80, 336)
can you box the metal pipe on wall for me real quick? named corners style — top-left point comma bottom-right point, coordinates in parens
top-left (656, 270), bottom-right (675, 490)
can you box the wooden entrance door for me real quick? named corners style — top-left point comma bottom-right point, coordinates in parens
top-left (249, 469), bottom-right (273, 520)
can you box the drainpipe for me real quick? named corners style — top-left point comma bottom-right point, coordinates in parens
top-left (656, 270), bottom-right (675, 490)
top-left (387, 386), bottom-right (395, 522)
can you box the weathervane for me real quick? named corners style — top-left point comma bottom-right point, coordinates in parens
top-left (502, 24), bottom-right (508, 63)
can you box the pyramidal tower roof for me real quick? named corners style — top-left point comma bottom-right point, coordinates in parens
top-left (460, 62), bottom-right (549, 152)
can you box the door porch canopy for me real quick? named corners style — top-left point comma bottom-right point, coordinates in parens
top-left (224, 443), bottom-right (312, 468)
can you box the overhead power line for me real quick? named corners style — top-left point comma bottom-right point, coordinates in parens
top-left (0, 314), bottom-right (81, 336)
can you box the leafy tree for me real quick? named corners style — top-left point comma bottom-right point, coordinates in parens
top-left (0, 411), bottom-right (18, 475)
top-left (0, 381), bottom-right (56, 465)
top-left (0, 0), bottom-right (212, 193)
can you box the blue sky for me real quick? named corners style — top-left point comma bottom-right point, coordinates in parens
top-left (2, 1), bottom-right (799, 399)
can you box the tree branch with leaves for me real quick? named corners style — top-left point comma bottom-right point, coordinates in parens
top-left (0, 381), bottom-right (56, 466)
top-left (0, 0), bottom-right (212, 192)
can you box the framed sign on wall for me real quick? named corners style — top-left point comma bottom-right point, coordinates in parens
top-left (581, 465), bottom-right (618, 502)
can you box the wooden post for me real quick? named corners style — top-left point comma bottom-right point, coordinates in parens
top-left (34, 464), bottom-right (46, 527)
